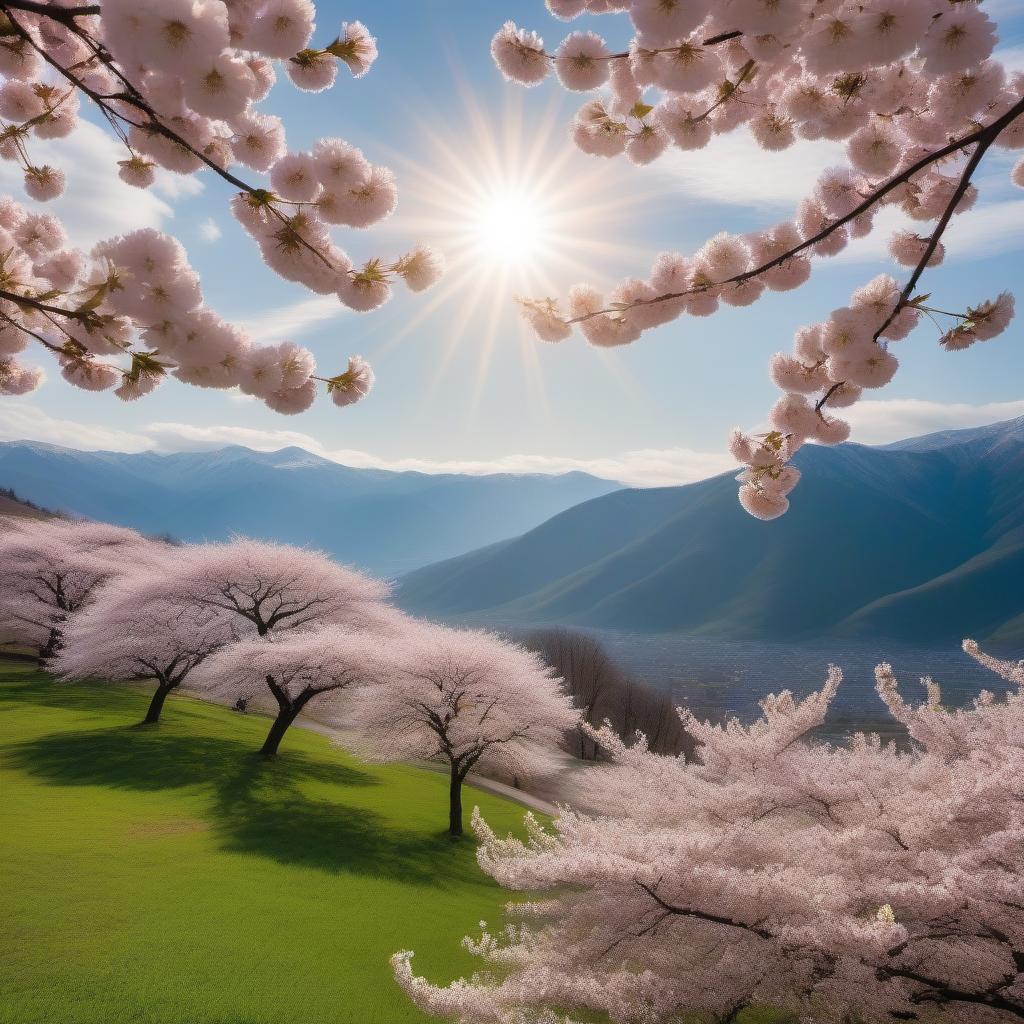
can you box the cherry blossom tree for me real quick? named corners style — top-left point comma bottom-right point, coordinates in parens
top-left (52, 568), bottom-right (229, 724)
top-left (149, 537), bottom-right (396, 754)
top-left (495, 1), bottom-right (1022, 520)
top-left (193, 624), bottom-right (393, 757)
top-left (0, 1), bottom-right (443, 410)
top-left (349, 623), bottom-right (578, 836)
top-left (0, 516), bottom-right (157, 658)
top-left (154, 537), bottom-right (392, 638)
top-left (394, 649), bottom-right (1024, 1023)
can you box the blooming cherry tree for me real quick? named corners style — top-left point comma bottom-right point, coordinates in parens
top-left (149, 537), bottom-right (396, 754)
top-left (394, 648), bottom-right (1024, 1023)
top-left (0, 0), bottom-right (443, 410)
top-left (0, 517), bottom-right (157, 658)
top-left (193, 625), bottom-right (393, 757)
top-left (349, 623), bottom-right (579, 835)
top-left (154, 537), bottom-right (392, 638)
top-left (495, 1), bottom-right (1022, 519)
top-left (52, 568), bottom-right (228, 725)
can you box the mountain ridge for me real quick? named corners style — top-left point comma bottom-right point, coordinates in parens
top-left (396, 418), bottom-right (1024, 646)
top-left (0, 441), bottom-right (621, 576)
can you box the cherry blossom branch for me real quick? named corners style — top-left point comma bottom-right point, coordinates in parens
top-left (0, 286), bottom-right (93, 322)
top-left (543, 29), bottom-right (744, 62)
top-left (567, 93), bottom-right (1024, 325)
top-left (635, 880), bottom-right (773, 940)
top-left (0, 312), bottom-right (64, 353)
top-left (0, 313), bottom-right (136, 382)
top-left (0, 0), bottom-right (99, 20)
top-left (1, 4), bottom-right (334, 270)
top-left (876, 965), bottom-right (1024, 1020)
top-left (873, 128), bottom-right (995, 341)
top-left (815, 99), bottom-right (1015, 413)
top-left (1, 7), bottom-right (256, 193)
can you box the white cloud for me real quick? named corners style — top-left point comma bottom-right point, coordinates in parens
top-left (995, 44), bottom-right (1024, 73)
top-left (0, 121), bottom-right (186, 247)
top-left (144, 421), bottom-right (323, 454)
top-left (199, 217), bottom-right (222, 242)
top-left (985, 0), bottom-right (1024, 17)
top-left (834, 200), bottom-right (1024, 264)
top-left (142, 421), bottom-right (731, 486)
top-left (0, 404), bottom-right (151, 452)
top-left (653, 134), bottom-right (846, 209)
top-left (843, 399), bottom-right (1024, 445)
top-left (3, 401), bottom-right (1022, 488)
top-left (0, 406), bottom-right (728, 486)
top-left (316, 448), bottom-right (735, 488)
top-left (237, 296), bottom-right (343, 342)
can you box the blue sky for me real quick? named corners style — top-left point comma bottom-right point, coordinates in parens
top-left (1, 0), bottom-right (1023, 485)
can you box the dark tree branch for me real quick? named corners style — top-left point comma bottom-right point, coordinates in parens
top-left (568, 93), bottom-right (1024, 325)
top-left (635, 880), bottom-right (773, 940)
top-left (0, 0), bottom-right (99, 20)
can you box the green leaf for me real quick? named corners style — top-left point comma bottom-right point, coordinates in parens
top-left (630, 102), bottom-right (654, 120)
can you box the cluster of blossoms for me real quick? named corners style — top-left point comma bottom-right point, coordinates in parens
top-left (395, 640), bottom-right (1024, 1024)
top-left (0, 0), bottom-right (443, 409)
top-left (496, 0), bottom-right (1023, 517)
top-left (0, 196), bottom-right (379, 411)
top-left (735, 276), bottom-right (1014, 518)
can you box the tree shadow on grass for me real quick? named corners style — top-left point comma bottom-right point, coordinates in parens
top-left (212, 759), bottom-right (483, 885)
top-left (6, 726), bottom-right (377, 794)
top-left (6, 725), bottom-right (478, 883)
top-left (0, 672), bottom-right (146, 717)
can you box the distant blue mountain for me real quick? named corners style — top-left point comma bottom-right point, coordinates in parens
top-left (0, 442), bottom-right (619, 577)
top-left (397, 418), bottom-right (1024, 646)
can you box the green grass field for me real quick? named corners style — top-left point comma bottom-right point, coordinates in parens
top-left (0, 657), bottom-right (540, 1024)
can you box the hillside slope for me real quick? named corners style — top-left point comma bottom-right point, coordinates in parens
top-left (0, 442), bottom-right (619, 576)
top-left (398, 418), bottom-right (1024, 645)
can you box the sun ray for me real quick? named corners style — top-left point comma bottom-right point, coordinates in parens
top-left (368, 73), bottom-right (668, 424)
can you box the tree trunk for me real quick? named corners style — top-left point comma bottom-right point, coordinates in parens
top-left (259, 704), bottom-right (301, 758)
top-left (141, 680), bottom-right (176, 726)
top-left (448, 766), bottom-right (464, 837)
top-left (38, 627), bottom-right (61, 663)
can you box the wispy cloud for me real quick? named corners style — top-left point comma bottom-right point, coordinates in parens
top-left (843, 399), bottom-right (1024, 445)
top-left (318, 448), bottom-right (735, 488)
top-left (653, 134), bottom-right (846, 209)
top-left (3, 401), bottom-right (1021, 487)
top-left (143, 421), bottom-right (323, 454)
top-left (237, 296), bottom-right (344, 342)
top-left (994, 43), bottom-right (1024, 72)
top-left (0, 121), bottom-right (201, 248)
top-left (0, 404), bottom-right (151, 453)
top-left (199, 217), bottom-right (222, 242)
top-left (144, 421), bottom-right (732, 486)
top-left (0, 406), bottom-right (727, 486)
top-left (834, 200), bottom-right (1024, 264)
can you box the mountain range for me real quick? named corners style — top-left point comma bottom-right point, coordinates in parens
top-left (397, 417), bottom-right (1024, 647)
top-left (0, 442), bottom-right (618, 576)
top-left (3, 420), bottom-right (1021, 647)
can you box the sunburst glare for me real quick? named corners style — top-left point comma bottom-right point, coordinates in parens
top-left (371, 82), bottom-right (656, 408)
top-left (473, 187), bottom-right (550, 265)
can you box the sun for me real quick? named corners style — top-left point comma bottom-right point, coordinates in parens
top-left (366, 82), bottom-right (656, 405)
top-left (472, 187), bottom-right (550, 264)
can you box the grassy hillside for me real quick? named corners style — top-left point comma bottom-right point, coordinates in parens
top-left (0, 659), bottom-right (537, 1024)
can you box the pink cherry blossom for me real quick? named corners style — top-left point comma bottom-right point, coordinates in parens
top-left (394, 645), bottom-right (1024, 1023)
top-left (491, 22), bottom-right (550, 86)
